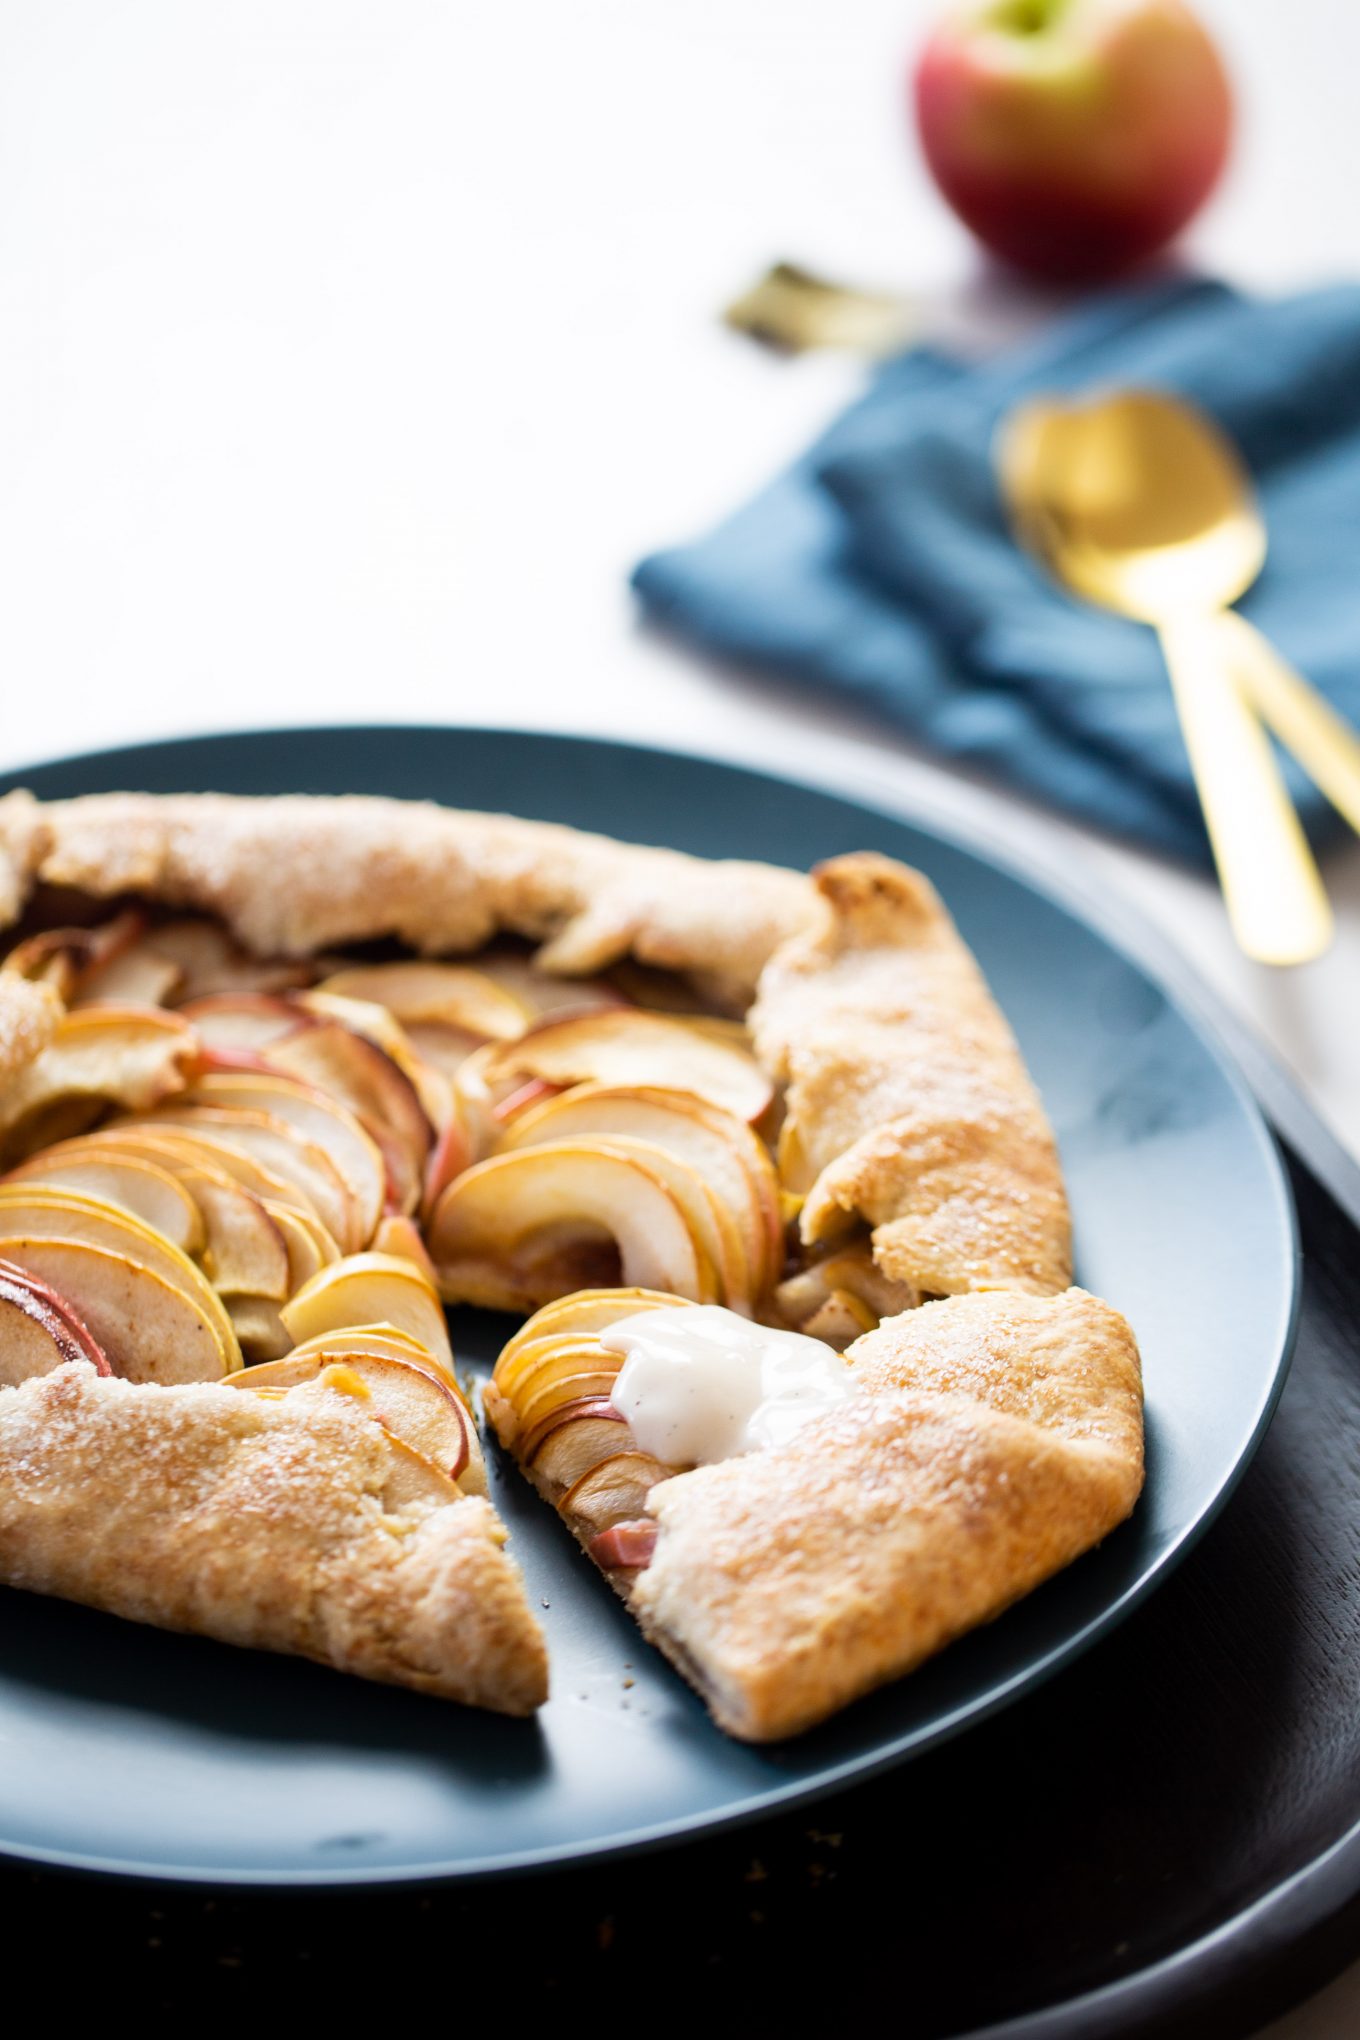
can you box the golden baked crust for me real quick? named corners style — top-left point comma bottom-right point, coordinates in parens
top-left (1, 794), bottom-right (1069, 1300)
top-left (0, 789), bottom-right (815, 1009)
top-left (0, 1362), bottom-right (548, 1713)
top-left (630, 1289), bottom-right (1142, 1740)
top-left (751, 853), bottom-right (1072, 1296)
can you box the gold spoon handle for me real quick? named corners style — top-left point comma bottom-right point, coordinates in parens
top-left (1210, 608), bottom-right (1360, 837)
top-left (1158, 614), bottom-right (1333, 966)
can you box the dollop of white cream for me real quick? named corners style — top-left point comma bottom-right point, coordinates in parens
top-left (602, 1305), bottom-right (852, 1467)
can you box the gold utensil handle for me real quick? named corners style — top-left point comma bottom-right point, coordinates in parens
top-left (1159, 615), bottom-right (1333, 966)
top-left (1212, 608), bottom-right (1360, 838)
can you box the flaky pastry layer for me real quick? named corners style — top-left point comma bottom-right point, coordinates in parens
top-left (0, 1363), bottom-right (548, 1713)
top-left (630, 1289), bottom-right (1142, 1740)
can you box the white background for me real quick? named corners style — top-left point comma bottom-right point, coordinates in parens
top-left (0, 3), bottom-right (1356, 2026)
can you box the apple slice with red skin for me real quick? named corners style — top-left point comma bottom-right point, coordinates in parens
top-left (427, 1145), bottom-right (711, 1312)
top-left (4, 910), bottom-right (150, 1002)
top-left (526, 1404), bottom-right (632, 1493)
top-left (264, 1021), bottom-right (432, 1216)
top-left (0, 1237), bottom-right (236, 1382)
top-left (379, 1432), bottom-right (463, 1511)
top-left (589, 1519), bottom-right (659, 1572)
top-left (0, 1006), bottom-right (199, 1164)
top-left (491, 1333), bottom-right (617, 1409)
top-left (516, 1371), bottom-right (625, 1455)
top-left (4, 1151), bottom-right (206, 1257)
top-left (187, 1072), bottom-right (386, 1245)
top-left (483, 1009), bottom-right (773, 1124)
top-left (561, 1452), bottom-right (671, 1537)
top-left (0, 1185), bottom-right (240, 1356)
top-left (285, 1322), bottom-right (475, 1416)
top-left (293, 993), bottom-right (454, 1134)
top-left (0, 1263), bottom-right (111, 1383)
top-left (227, 1351), bottom-right (473, 1486)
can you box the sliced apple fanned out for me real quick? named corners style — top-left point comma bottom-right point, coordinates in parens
top-left (474, 951), bottom-right (626, 1020)
top-left (294, 992), bottom-right (455, 1136)
top-left (3, 911), bottom-right (152, 1003)
top-left (484, 1287), bottom-right (686, 1552)
top-left (185, 1072), bottom-right (386, 1246)
top-left (427, 1146), bottom-right (714, 1313)
top-left (496, 1083), bottom-right (782, 1302)
top-left (263, 1022), bottom-right (432, 1215)
top-left (482, 1010), bottom-right (774, 1126)
top-left (0, 1260), bottom-right (111, 1384)
top-left (0, 1185), bottom-right (242, 1361)
top-left (0, 1237), bottom-right (237, 1383)
top-left (143, 919), bottom-right (316, 1003)
top-left (4, 1150), bottom-right (206, 1257)
top-left (0, 1007), bottom-right (199, 1166)
top-left (175, 993), bottom-right (310, 1054)
top-left (121, 1103), bottom-right (359, 1253)
top-left (228, 1295), bottom-right (292, 1360)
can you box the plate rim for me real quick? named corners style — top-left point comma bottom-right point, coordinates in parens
top-left (0, 722), bottom-right (1302, 1887)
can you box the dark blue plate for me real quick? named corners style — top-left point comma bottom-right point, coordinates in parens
top-left (0, 727), bottom-right (1298, 1885)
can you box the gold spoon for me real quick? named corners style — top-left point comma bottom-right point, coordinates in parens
top-left (997, 389), bottom-right (1360, 966)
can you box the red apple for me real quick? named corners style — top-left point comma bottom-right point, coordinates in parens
top-left (913, 1), bottom-right (1233, 281)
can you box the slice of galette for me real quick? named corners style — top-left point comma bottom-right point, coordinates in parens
top-left (0, 789), bottom-right (1142, 1735)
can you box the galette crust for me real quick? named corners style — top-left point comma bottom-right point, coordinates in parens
top-left (0, 1363), bottom-right (548, 1714)
top-left (751, 853), bottom-right (1072, 1297)
top-left (630, 1288), bottom-right (1143, 1741)
top-left (0, 789), bottom-right (815, 1008)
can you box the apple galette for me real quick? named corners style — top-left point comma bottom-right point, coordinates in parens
top-left (0, 790), bottom-right (1143, 1739)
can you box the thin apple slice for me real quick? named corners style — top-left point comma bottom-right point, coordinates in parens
top-left (476, 951), bottom-right (626, 1019)
top-left (4, 1151), bottom-right (206, 1257)
top-left (588, 1518), bottom-right (659, 1571)
top-left (0, 1006), bottom-right (199, 1164)
top-left (526, 1405), bottom-right (632, 1492)
top-left (371, 1212), bottom-right (439, 1283)
top-left (145, 919), bottom-right (315, 1002)
top-left (124, 1104), bottom-right (358, 1251)
top-left (229, 1295), bottom-right (292, 1360)
top-left (379, 1432), bottom-right (463, 1511)
top-left (187, 1072), bottom-right (385, 1245)
top-left (296, 992), bottom-right (455, 1133)
top-left (427, 1145), bottom-right (711, 1312)
top-left (500, 1084), bottom-right (783, 1292)
top-left (76, 946), bottom-right (184, 1008)
top-left (263, 1021), bottom-right (432, 1216)
top-left (499, 1098), bottom-right (760, 1309)
top-left (560, 1451), bottom-right (670, 1537)
top-left (175, 993), bottom-right (311, 1053)
top-left (483, 1010), bottom-right (773, 1124)
top-left (50, 1129), bottom-right (296, 1300)
top-left (404, 1021), bottom-right (484, 1084)
top-left (0, 1186), bottom-right (241, 1360)
top-left (495, 1287), bottom-right (683, 1372)
top-left (0, 1237), bottom-right (235, 1381)
top-left (0, 1265), bottom-right (111, 1383)
top-left (283, 1320), bottom-right (476, 1422)
top-left (316, 962), bottom-right (533, 1041)
top-left (265, 1200), bottom-right (339, 1291)
top-left (517, 1369), bottom-right (625, 1450)
top-left (3, 910), bottom-right (148, 1001)
top-left (279, 1251), bottom-right (454, 1370)
top-left (0, 1257), bottom-right (111, 1372)
top-left (227, 1352), bottom-right (473, 1487)
top-left (492, 1332), bottom-right (616, 1406)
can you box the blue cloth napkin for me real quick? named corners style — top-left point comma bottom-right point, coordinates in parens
top-left (632, 278), bottom-right (1360, 861)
